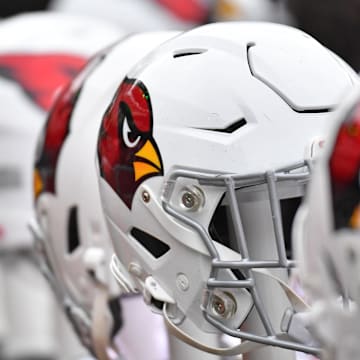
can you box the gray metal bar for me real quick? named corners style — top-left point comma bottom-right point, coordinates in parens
top-left (277, 161), bottom-right (308, 173)
top-left (207, 279), bottom-right (254, 288)
top-left (203, 310), bottom-right (321, 355)
top-left (275, 174), bottom-right (309, 181)
top-left (161, 161), bottom-right (312, 345)
top-left (212, 260), bottom-right (288, 269)
top-left (162, 203), bottom-right (220, 261)
top-left (247, 269), bottom-right (276, 336)
top-left (225, 176), bottom-right (276, 336)
top-left (165, 163), bottom-right (309, 188)
top-left (224, 176), bottom-right (250, 259)
top-left (266, 171), bottom-right (288, 266)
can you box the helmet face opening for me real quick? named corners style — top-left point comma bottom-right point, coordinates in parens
top-left (161, 161), bottom-right (315, 352)
top-left (280, 196), bottom-right (302, 258)
top-left (164, 161), bottom-right (309, 263)
top-left (209, 182), bottom-right (304, 263)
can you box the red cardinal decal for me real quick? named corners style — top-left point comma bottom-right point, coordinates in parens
top-left (98, 77), bottom-right (163, 209)
top-left (34, 51), bottom-right (108, 199)
top-left (329, 102), bottom-right (360, 229)
top-left (155, 0), bottom-right (209, 23)
top-left (0, 54), bottom-right (87, 110)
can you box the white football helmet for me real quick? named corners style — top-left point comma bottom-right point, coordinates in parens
top-left (294, 88), bottom-right (360, 302)
top-left (97, 22), bottom-right (360, 357)
top-left (0, 12), bottom-right (122, 360)
top-left (293, 88), bottom-right (360, 360)
top-left (0, 12), bottom-right (122, 250)
top-left (32, 31), bottom-right (179, 359)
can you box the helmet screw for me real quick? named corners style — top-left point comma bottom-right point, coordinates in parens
top-left (212, 297), bottom-right (226, 316)
top-left (210, 292), bottom-right (236, 319)
top-left (182, 191), bottom-right (195, 208)
top-left (181, 186), bottom-right (204, 211)
top-left (142, 190), bottom-right (150, 203)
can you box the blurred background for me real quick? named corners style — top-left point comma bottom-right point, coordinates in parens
top-left (0, 1), bottom-right (359, 359)
top-left (0, 0), bottom-right (359, 70)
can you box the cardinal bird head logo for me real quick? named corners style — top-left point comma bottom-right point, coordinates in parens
top-left (0, 54), bottom-right (87, 110)
top-left (329, 102), bottom-right (360, 230)
top-left (33, 51), bottom-right (109, 200)
top-left (98, 77), bottom-right (163, 209)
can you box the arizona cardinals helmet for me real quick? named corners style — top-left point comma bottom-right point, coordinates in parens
top-left (0, 11), bottom-right (123, 360)
top-left (293, 88), bottom-right (360, 360)
top-left (0, 12), bottom-right (122, 250)
top-left (293, 88), bottom-right (360, 302)
top-left (32, 31), bottom-right (179, 359)
top-left (97, 22), bottom-right (360, 358)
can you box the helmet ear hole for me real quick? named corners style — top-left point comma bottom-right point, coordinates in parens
top-left (68, 205), bottom-right (80, 253)
top-left (130, 227), bottom-right (170, 258)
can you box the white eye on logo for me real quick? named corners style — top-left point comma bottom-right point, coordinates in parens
top-left (122, 115), bottom-right (140, 148)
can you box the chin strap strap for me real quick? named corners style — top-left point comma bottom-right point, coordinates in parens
top-left (91, 281), bottom-right (115, 360)
top-left (91, 281), bottom-right (122, 360)
top-left (163, 268), bottom-right (318, 357)
top-left (163, 304), bottom-right (264, 355)
top-left (252, 269), bottom-right (310, 312)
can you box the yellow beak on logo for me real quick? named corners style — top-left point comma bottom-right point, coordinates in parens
top-left (33, 168), bottom-right (43, 199)
top-left (133, 140), bottom-right (162, 182)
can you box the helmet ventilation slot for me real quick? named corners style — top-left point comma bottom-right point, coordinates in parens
top-left (173, 48), bottom-right (207, 58)
top-left (130, 227), bottom-right (170, 258)
top-left (67, 205), bottom-right (80, 253)
top-left (199, 118), bottom-right (247, 133)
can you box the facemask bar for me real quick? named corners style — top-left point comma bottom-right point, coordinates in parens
top-left (161, 160), bottom-right (319, 355)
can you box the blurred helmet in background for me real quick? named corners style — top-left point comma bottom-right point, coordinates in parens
top-left (50, 0), bottom-right (293, 33)
top-left (293, 88), bottom-right (360, 360)
top-left (294, 89), bottom-right (360, 302)
top-left (0, 11), bottom-right (123, 360)
top-left (0, 12), bottom-right (123, 251)
top-left (50, 0), bottom-right (208, 32)
top-left (32, 30), bottom-right (179, 359)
